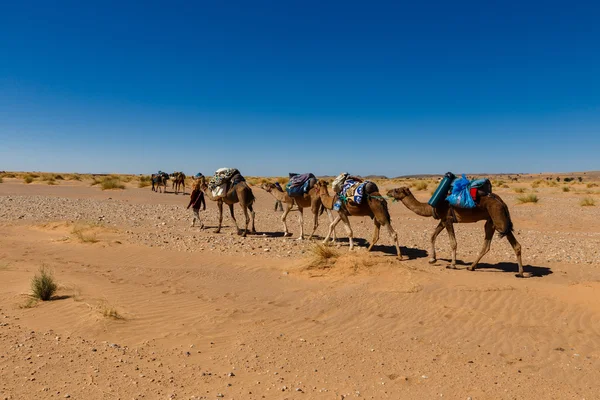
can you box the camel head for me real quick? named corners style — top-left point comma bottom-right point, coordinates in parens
top-left (260, 182), bottom-right (277, 192)
top-left (386, 186), bottom-right (412, 200)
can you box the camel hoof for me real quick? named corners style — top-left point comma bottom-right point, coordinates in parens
top-left (446, 265), bottom-right (458, 270)
top-left (428, 258), bottom-right (437, 264)
top-left (467, 266), bottom-right (476, 271)
top-left (296, 236), bottom-right (304, 241)
top-left (516, 272), bottom-right (531, 278)
top-left (237, 229), bottom-right (244, 236)
top-left (284, 232), bottom-right (293, 237)
top-left (214, 229), bottom-right (221, 234)
top-left (397, 255), bottom-right (404, 261)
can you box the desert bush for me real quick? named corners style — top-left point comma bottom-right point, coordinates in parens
top-left (276, 177), bottom-right (288, 185)
top-left (564, 177), bottom-right (574, 183)
top-left (514, 187), bottom-right (526, 193)
top-left (413, 181), bottom-right (428, 191)
top-left (120, 175), bottom-right (134, 183)
top-left (587, 183), bottom-right (598, 188)
top-left (23, 175), bottom-right (34, 184)
top-left (517, 194), bottom-right (539, 204)
top-left (100, 177), bottom-right (125, 190)
top-left (99, 301), bottom-right (124, 320)
top-left (47, 180), bottom-right (57, 185)
top-left (138, 175), bottom-right (152, 188)
top-left (311, 243), bottom-right (339, 261)
top-left (531, 180), bottom-right (542, 188)
top-left (31, 267), bottom-right (58, 301)
top-left (0, 177), bottom-right (3, 183)
top-left (501, 184), bottom-right (509, 188)
top-left (562, 186), bottom-right (570, 192)
top-left (580, 197), bottom-right (596, 207)
top-left (67, 174), bottom-right (82, 181)
top-left (72, 223), bottom-right (99, 243)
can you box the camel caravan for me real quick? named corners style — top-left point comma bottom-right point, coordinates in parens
top-left (150, 168), bottom-right (528, 277)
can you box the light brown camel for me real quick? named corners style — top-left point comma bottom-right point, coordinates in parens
top-left (317, 180), bottom-right (402, 258)
top-left (386, 187), bottom-right (526, 277)
top-left (260, 182), bottom-right (337, 240)
top-left (171, 172), bottom-right (186, 194)
top-left (199, 175), bottom-right (256, 237)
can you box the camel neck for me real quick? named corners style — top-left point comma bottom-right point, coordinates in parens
top-left (400, 192), bottom-right (435, 217)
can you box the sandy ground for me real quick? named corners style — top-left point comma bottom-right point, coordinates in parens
top-left (1, 178), bottom-right (600, 399)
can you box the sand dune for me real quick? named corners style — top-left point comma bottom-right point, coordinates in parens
top-left (1, 177), bottom-right (600, 399)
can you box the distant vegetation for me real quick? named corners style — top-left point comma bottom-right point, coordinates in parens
top-left (580, 197), bottom-right (596, 207)
top-left (517, 194), bottom-right (539, 204)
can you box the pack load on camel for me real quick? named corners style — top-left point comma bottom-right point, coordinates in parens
top-left (207, 168), bottom-right (246, 198)
top-left (285, 173), bottom-right (317, 197)
top-left (428, 172), bottom-right (492, 209)
top-left (331, 172), bottom-right (372, 211)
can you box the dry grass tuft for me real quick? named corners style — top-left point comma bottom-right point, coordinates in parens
top-left (562, 186), bottom-right (570, 192)
top-left (138, 175), bottom-right (152, 188)
top-left (580, 197), bottom-right (596, 207)
top-left (31, 266), bottom-right (58, 301)
top-left (305, 244), bottom-right (340, 270)
top-left (100, 177), bottom-right (125, 190)
top-left (99, 300), bottom-right (125, 320)
top-left (0, 177), bottom-right (3, 183)
top-left (587, 183), bottom-right (599, 188)
top-left (514, 187), bottom-right (526, 193)
top-left (413, 181), bottom-right (428, 191)
top-left (24, 175), bottom-right (34, 184)
top-left (517, 194), bottom-right (539, 204)
top-left (72, 223), bottom-right (100, 243)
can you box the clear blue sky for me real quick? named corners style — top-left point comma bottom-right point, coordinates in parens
top-left (1, 0), bottom-right (599, 176)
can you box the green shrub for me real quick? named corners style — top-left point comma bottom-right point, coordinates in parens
top-left (31, 267), bottom-right (58, 301)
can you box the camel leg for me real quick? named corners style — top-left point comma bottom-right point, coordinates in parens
top-left (325, 209), bottom-right (337, 241)
top-left (367, 219), bottom-right (381, 252)
top-left (506, 231), bottom-right (526, 278)
top-left (249, 203), bottom-right (256, 234)
top-left (296, 207), bottom-right (305, 240)
top-left (308, 209), bottom-right (319, 240)
top-left (323, 214), bottom-right (342, 245)
top-left (339, 213), bottom-right (354, 251)
top-left (228, 204), bottom-right (242, 235)
top-left (281, 204), bottom-right (292, 237)
top-left (445, 221), bottom-right (458, 269)
top-left (215, 201), bottom-right (223, 233)
top-left (241, 204), bottom-right (250, 237)
top-left (386, 222), bottom-right (403, 259)
top-left (468, 220), bottom-right (494, 271)
top-left (429, 221), bottom-right (445, 264)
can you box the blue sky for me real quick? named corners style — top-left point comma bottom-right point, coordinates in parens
top-left (1, 0), bottom-right (599, 176)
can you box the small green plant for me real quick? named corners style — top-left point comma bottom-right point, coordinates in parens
top-left (100, 177), bottom-right (125, 190)
top-left (580, 197), bottom-right (596, 207)
top-left (514, 187), bottom-right (526, 193)
top-left (31, 267), bottom-right (58, 301)
top-left (24, 175), bottom-right (34, 184)
top-left (517, 194), bottom-right (539, 204)
top-left (562, 186), bottom-right (570, 192)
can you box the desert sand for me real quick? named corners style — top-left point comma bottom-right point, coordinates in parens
top-left (1, 175), bottom-right (600, 399)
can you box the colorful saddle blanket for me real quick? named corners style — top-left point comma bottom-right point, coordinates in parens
top-left (286, 173), bottom-right (316, 197)
top-left (208, 168), bottom-right (244, 197)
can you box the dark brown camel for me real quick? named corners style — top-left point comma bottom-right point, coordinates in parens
top-left (386, 187), bottom-right (526, 277)
top-left (199, 175), bottom-right (256, 237)
top-left (260, 182), bottom-right (337, 240)
top-left (171, 172), bottom-right (186, 194)
top-left (317, 180), bottom-right (402, 258)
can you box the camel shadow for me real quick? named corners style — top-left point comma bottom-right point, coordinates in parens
top-left (475, 262), bottom-right (553, 277)
top-left (258, 231), bottom-right (287, 238)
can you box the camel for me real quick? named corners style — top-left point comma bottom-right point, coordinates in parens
top-left (171, 172), bottom-right (186, 194)
top-left (260, 182), bottom-right (337, 240)
top-left (199, 175), bottom-right (256, 237)
top-left (152, 173), bottom-right (169, 193)
top-left (386, 186), bottom-right (526, 277)
top-left (317, 180), bottom-right (402, 258)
